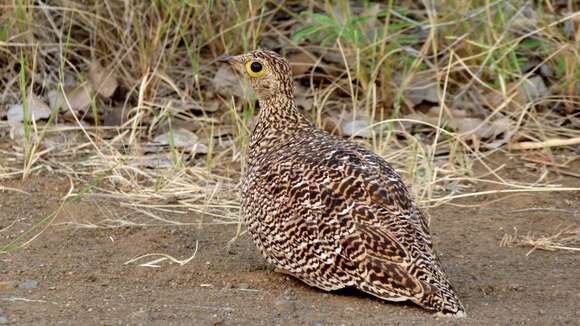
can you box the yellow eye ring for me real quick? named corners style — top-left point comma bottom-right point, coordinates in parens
top-left (245, 61), bottom-right (267, 78)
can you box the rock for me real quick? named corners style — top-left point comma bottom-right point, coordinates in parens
top-left (311, 321), bottom-right (325, 326)
top-left (0, 315), bottom-right (8, 324)
top-left (238, 283), bottom-right (250, 290)
top-left (273, 299), bottom-right (296, 313)
top-left (18, 279), bottom-right (39, 289)
top-left (341, 119), bottom-right (372, 138)
top-left (7, 94), bottom-right (51, 122)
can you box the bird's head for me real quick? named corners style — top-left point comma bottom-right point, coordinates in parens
top-left (219, 49), bottom-right (294, 101)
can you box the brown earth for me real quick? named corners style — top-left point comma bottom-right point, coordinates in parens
top-left (1, 158), bottom-right (580, 326)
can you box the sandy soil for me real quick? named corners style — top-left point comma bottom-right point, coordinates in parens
top-left (1, 159), bottom-right (579, 325)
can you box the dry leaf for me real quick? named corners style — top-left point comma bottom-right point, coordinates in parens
top-left (406, 106), bottom-right (511, 140)
top-left (321, 49), bottom-right (355, 67)
top-left (483, 75), bottom-right (548, 110)
top-left (134, 153), bottom-right (185, 169)
top-left (48, 83), bottom-right (94, 113)
top-left (103, 106), bottom-right (132, 126)
top-left (195, 125), bottom-right (234, 142)
top-left (287, 52), bottom-right (317, 76)
top-left (204, 100), bottom-right (220, 113)
top-left (42, 125), bottom-right (85, 151)
top-left (320, 113), bottom-right (342, 135)
top-left (294, 84), bottom-right (313, 111)
top-left (7, 94), bottom-right (52, 122)
top-left (519, 75), bottom-right (548, 101)
top-left (88, 61), bottom-right (118, 98)
top-left (401, 72), bottom-right (439, 107)
top-left (149, 129), bottom-right (208, 154)
top-left (212, 65), bottom-right (253, 100)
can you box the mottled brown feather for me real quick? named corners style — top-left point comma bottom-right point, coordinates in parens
top-left (226, 49), bottom-right (465, 316)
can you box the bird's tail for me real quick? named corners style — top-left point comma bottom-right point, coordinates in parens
top-left (413, 274), bottom-right (466, 317)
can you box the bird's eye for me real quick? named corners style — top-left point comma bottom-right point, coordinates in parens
top-left (245, 61), bottom-right (267, 78)
top-left (250, 62), bottom-right (262, 72)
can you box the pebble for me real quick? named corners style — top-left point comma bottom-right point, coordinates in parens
top-left (312, 321), bottom-right (325, 326)
top-left (18, 280), bottom-right (39, 289)
top-left (508, 283), bottom-right (522, 291)
top-left (129, 308), bottom-right (150, 325)
top-left (210, 314), bottom-right (225, 326)
top-left (0, 281), bottom-right (16, 290)
top-left (238, 283), bottom-right (250, 290)
top-left (273, 299), bottom-right (296, 313)
top-left (0, 315), bottom-right (7, 324)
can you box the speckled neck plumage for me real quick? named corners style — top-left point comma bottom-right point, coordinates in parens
top-left (248, 89), bottom-right (312, 166)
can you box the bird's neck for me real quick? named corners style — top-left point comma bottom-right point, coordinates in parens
top-left (256, 95), bottom-right (309, 129)
top-left (246, 95), bottom-right (311, 162)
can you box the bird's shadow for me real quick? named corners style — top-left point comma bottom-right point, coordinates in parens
top-left (280, 272), bottom-right (424, 313)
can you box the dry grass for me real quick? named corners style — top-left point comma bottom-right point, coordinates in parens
top-left (500, 226), bottom-right (580, 255)
top-left (1, 1), bottom-right (579, 253)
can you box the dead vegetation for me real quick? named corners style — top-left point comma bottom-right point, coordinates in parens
top-left (0, 1), bottom-right (579, 253)
top-left (500, 225), bottom-right (580, 255)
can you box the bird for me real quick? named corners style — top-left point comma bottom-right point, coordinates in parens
top-left (221, 49), bottom-right (465, 317)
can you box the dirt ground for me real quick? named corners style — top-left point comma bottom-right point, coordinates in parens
top-left (1, 158), bottom-right (580, 325)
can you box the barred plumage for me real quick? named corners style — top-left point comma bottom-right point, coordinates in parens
top-left (222, 49), bottom-right (465, 316)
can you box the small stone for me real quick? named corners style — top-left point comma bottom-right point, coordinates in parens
top-left (0, 281), bottom-right (16, 290)
top-left (273, 299), bottom-right (296, 313)
top-left (18, 280), bottom-right (39, 289)
top-left (238, 283), bottom-right (250, 290)
top-left (129, 308), bottom-right (149, 325)
top-left (210, 314), bottom-right (225, 326)
top-left (0, 315), bottom-right (8, 324)
top-left (508, 283), bottom-right (522, 291)
top-left (312, 321), bottom-right (325, 326)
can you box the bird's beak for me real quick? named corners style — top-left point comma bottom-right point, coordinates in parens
top-left (217, 55), bottom-right (241, 66)
top-left (218, 55), bottom-right (244, 76)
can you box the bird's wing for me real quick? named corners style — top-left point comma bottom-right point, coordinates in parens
top-left (249, 140), bottom-right (436, 298)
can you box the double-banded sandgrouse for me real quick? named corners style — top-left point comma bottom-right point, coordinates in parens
top-left (222, 49), bottom-right (465, 316)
